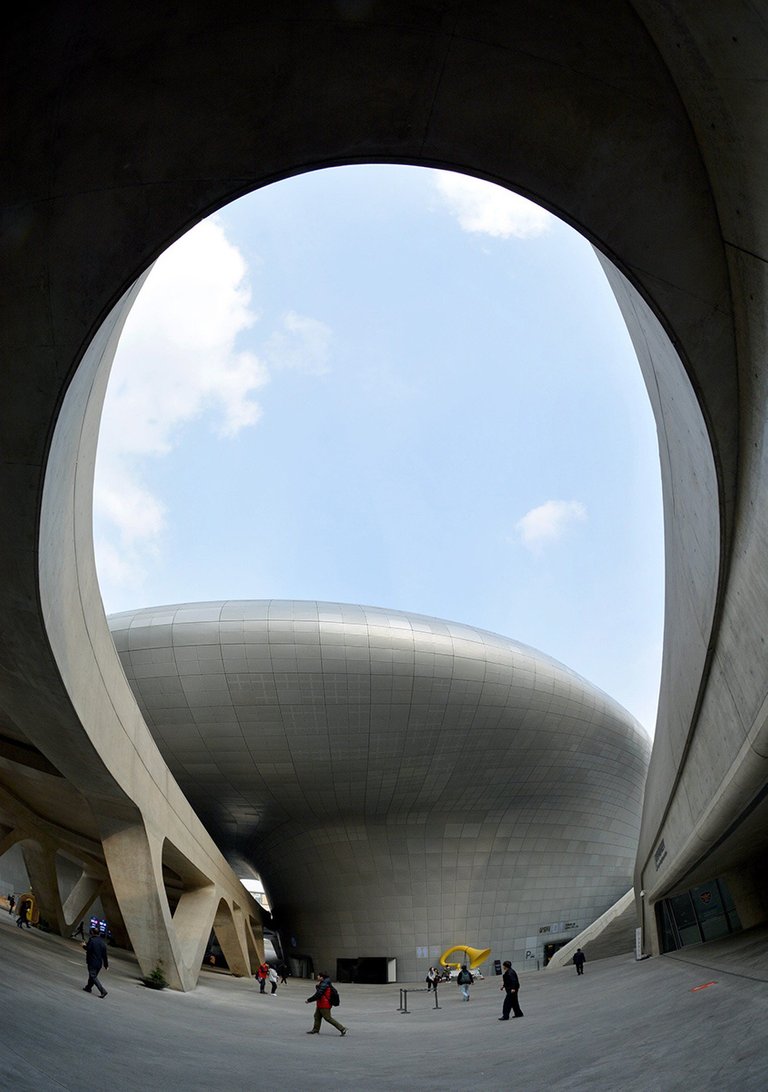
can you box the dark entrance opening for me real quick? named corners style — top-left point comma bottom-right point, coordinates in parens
top-left (658, 876), bottom-right (741, 952)
top-left (336, 957), bottom-right (393, 984)
top-left (543, 941), bottom-right (568, 966)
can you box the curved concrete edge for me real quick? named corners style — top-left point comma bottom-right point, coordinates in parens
top-left (37, 281), bottom-right (266, 989)
top-left (545, 889), bottom-right (637, 971)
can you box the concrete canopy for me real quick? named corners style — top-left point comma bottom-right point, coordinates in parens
top-left (1, 1), bottom-right (767, 975)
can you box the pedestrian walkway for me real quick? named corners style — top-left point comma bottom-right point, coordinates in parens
top-left (1, 910), bottom-right (766, 1090)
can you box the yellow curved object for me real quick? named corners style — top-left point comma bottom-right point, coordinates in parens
top-left (18, 890), bottom-right (39, 924)
top-left (439, 945), bottom-right (491, 970)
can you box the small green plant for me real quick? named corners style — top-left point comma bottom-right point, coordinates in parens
top-left (141, 960), bottom-right (168, 990)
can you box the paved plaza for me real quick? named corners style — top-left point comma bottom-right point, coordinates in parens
top-left (2, 910), bottom-right (767, 1090)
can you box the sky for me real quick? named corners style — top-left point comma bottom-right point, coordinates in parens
top-left (93, 165), bottom-right (664, 736)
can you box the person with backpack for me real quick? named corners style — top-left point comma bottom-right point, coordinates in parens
top-left (305, 972), bottom-right (347, 1035)
top-left (456, 964), bottom-right (474, 1001)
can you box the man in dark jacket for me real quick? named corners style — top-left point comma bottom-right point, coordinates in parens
top-left (498, 960), bottom-right (524, 1019)
top-left (573, 948), bottom-right (586, 975)
top-left (83, 927), bottom-right (109, 997)
top-left (305, 973), bottom-right (347, 1035)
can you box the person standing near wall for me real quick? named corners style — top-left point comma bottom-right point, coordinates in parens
top-left (16, 897), bottom-right (31, 929)
top-left (573, 948), bottom-right (586, 975)
top-left (498, 961), bottom-right (524, 1019)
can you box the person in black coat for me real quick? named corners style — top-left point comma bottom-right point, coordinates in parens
top-left (573, 948), bottom-right (586, 975)
top-left (83, 928), bottom-right (109, 997)
top-left (498, 960), bottom-right (524, 1019)
top-left (16, 898), bottom-right (31, 928)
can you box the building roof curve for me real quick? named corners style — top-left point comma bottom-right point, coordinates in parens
top-left (109, 599), bottom-right (650, 855)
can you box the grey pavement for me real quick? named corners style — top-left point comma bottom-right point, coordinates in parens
top-left (2, 910), bottom-right (767, 1091)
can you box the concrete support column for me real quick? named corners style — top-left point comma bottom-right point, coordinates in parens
top-left (21, 840), bottom-right (66, 934)
top-left (212, 901), bottom-right (253, 978)
top-left (171, 884), bottom-right (220, 983)
top-left (99, 883), bottom-right (131, 949)
top-left (62, 871), bottom-right (102, 933)
top-left (101, 819), bottom-right (204, 991)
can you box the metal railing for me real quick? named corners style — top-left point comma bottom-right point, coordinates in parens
top-left (397, 985), bottom-right (441, 1013)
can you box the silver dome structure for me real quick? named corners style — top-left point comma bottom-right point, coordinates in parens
top-left (109, 600), bottom-right (650, 979)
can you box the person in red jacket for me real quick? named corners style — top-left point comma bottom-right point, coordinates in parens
top-left (256, 961), bottom-right (269, 993)
top-left (305, 973), bottom-right (347, 1036)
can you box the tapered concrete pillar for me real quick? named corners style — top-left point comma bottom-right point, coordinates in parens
top-left (101, 819), bottom-right (192, 989)
top-left (99, 883), bottom-right (131, 950)
top-left (21, 840), bottom-right (66, 934)
top-left (212, 900), bottom-right (254, 978)
top-left (171, 884), bottom-right (221, 983)
top-left (61, 870), bottom-right (102, 934)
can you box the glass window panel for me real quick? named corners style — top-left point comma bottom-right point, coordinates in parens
top-left (678, 924), bottom-right (703, 947)
top-left (690, 882), bottom-right (724, 920)
top-left (700, 914), bottom-right (731, 942)
top-left (670, 892), bottom-right (697, 929)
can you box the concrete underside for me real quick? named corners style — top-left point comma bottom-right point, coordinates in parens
top-left (2, 911), bottom-right (767, 1091)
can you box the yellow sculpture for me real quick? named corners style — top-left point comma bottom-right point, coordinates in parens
top-left (16, 890), bottom-right (39, 925)
top-left (439, 945), bottom-right (491, 971)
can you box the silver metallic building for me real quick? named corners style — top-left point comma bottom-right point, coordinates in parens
top-left (110, 600), bottom-right (650, 979)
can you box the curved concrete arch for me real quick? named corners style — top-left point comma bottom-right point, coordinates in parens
top-left (35, 278), bottom-right (265, 988)
top-left (0, 1), bottom-right (766, 970)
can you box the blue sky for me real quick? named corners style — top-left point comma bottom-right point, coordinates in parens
top-left (94, 165), bottom-right (663, 735)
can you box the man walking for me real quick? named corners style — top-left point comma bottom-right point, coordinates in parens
top-left (82, 927), bottom-right (109, 998)
top-left (573, 948), bottom-right (586, 975)
top-left (456, 964), bottom-right (474, 1001)
top-left (305, 972), bottom-right (347, 1036)
top-left (498, 960), bottom-right (523, 1019)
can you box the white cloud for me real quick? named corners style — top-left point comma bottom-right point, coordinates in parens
top-left (434, 170), bottom-right (552, 239)
top-left (94, 217), bottom-right (271, 599)
top-left (264, 311), bottom-right (332, 375)
top-left (515, 500), bottom-right (587, 553)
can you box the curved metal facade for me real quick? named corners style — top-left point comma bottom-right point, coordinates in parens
top-left (110, 600), bottom-right (650, 978)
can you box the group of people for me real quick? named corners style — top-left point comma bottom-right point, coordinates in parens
top-left (256, 961), bottom-right (290, 993)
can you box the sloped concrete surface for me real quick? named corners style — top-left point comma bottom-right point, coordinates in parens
top-left (2, 912), bottom-right (766, 1090)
